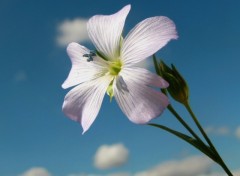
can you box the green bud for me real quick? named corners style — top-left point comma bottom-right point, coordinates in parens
top-left (159, 61), bottom-right (189, 104)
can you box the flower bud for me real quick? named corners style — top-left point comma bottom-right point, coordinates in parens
top-left (159, 61), bottom-right (189, 104)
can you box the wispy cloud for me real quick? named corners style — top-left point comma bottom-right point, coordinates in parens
top-left (198, 169), bottom-right (240, 176)
top-left (19, 167), bottom-right (52, 176)
top-left (205, 126), bottom-right (230, 136)
top-left (68, 154), bottom-right (240, 176)
top-left (135, 155), bottom-right (213, 176)
top-left (235, 126), bottom-right (240, 139)
top-left (56, 18), bottom-right (89, 47)
top-left (108, 173), bottom-right (131, 176)
top-left (94, 143), bottom-right (129, 169)
top-left (68, 174), bottom-right (101, 176)
top-left (68, 173), bottom-right (131, 176)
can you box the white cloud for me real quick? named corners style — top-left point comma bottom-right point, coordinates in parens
top-left (94, 143), bottom-right (129, 169)
top-left (68, 168), bottom-right (240, 176)
top-left (68, 173), bottom-right (131, 176)
top-left (235, 126), bottom-right (240, 139)
top-left (198, 169), bottom-right (240, 176)
top-left (69, 154), bottom-right (240, 176)
top-left (20, 167), bottom-right (51, 176)
top-left (232, 170), bottom-right (240, 176)
top-left (68, 174), bottom-right (101, 176)
top-left (135, 155), bottom-right (213, 176)
top-left (108, 173), bottom-right (131, 176)
top-left (56, 18), bottom-right (89, 46)
top-left (205, 126), bottom-right (230, 136)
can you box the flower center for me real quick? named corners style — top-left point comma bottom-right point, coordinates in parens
top-left (108, 59), bottom-right (122, 76)
top-left (106, 59), bottom-right (123, 101)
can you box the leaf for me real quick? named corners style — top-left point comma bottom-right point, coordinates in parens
top-left (148, 123), bottom-right (218, 162)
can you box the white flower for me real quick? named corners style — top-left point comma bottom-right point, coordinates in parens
top-left (62, 4), bottom-right (178, 133)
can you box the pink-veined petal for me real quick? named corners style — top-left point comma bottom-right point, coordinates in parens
top-left (114, 72), bottom-right (169, 124)
top-left (121, 16), bottom-right (178, 65)
top-left (121, 67), bottom-right (169, 88)
top-left (62, 75), bottom-right (113, 133)
top-left (62, 42), bottom-right (108, 89)
top-left (87, 5), bottom-right (131, 60)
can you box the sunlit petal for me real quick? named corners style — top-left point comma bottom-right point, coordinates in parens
top-left (87, 5), bottom-right (131, 60)
top-left (114, 73), bottom-right (169, 124)
top-left (122, 16), bottom-right (178, 65)
top-left (62, 75), bottom-right (113, 133)
top-left (62, 42), bottom-right (108, 89)
top-left (121, 66), bottom-right (169, 88)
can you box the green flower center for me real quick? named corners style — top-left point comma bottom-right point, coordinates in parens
top-left (106, 59), bottom-right (122, 101)
top-left (108, 59), bottom-right (122, 76)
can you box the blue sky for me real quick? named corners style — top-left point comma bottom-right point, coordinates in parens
top-left (1, 0), bottom-right (240, 176)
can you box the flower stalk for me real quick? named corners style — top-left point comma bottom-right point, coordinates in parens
top-left (184, 101), bottom-right (233, 176)
top-left (152, 56), bottom-right (234, 176)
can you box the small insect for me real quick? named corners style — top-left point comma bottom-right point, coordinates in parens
top-left (83, 51), bottom-right (96, 62)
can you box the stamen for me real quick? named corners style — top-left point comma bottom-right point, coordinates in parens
top-left (83, 51), bottom-right (96, 62)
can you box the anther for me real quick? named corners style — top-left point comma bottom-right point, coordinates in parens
top-left (83, 51), bottom-right (96, 62)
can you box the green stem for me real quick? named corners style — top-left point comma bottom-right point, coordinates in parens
top-left (167, 105), bottom-right (204, 145)
top-left (184, 101), bottom-right (233, 176)
top-left (153, 54), bottom-right (160, 75)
